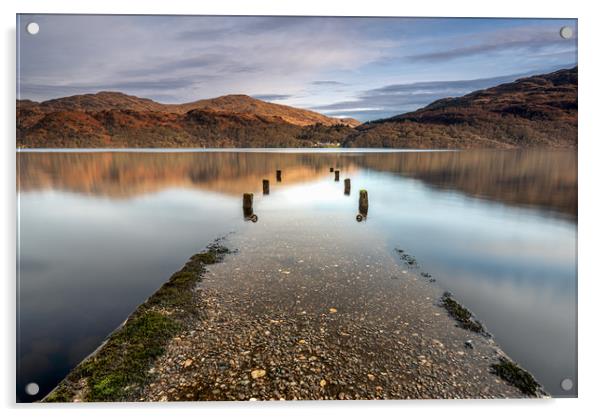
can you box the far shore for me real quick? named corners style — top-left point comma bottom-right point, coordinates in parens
top-left (17, 147), bottom-right (454, 153)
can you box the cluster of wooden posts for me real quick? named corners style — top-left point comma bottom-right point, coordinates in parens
top-left (331, 166), bottom-right (369, 221)
top-left (242, 170), bottom-right (282, 222)
top-left (242, 166), bottom-right (369, 222)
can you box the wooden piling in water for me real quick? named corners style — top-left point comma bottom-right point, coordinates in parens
top-left (276, 170), bottom-right (282, 182)
top-left (243, 193), bottom-right (253, 210)
top-left (243, 207), bottom-right (257, 222)
top-left (359, 189), bottom-right (368, 217)
top-left (243, 194), bottom-right (257, 222)
top-left (344, 178), bottom-right (351, 194)
top-left (334, 170), bottom-right (340, 181)
top-left (330, 167), bottom-right (334, 172)
top-left (262, 179), bottom-right (270, 195)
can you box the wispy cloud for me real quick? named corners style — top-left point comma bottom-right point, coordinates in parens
top-left (18, 15), bottom-right (392, 103)
top-left (19, 78), bottom-right (202, 101)
top-left (312, 81), bottom-right (347, 86)
top-left (252, 94), bottom-right (294, 101)
top-left (406, 25), bottom-right (577, 63)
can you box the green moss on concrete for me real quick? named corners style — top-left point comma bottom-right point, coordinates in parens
top-left (441, 291), bottom-right (488, 336)
top-left (491, 358), bottom-right (541, 397)
top-left (83, 311), bottom-right (179, 401)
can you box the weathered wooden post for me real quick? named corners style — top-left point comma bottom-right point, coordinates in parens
top-left (334, 170), bottom-right (340, 181)
top-left (359, 189), bottom-right (369, 218)
top-left (276, 170), bottom-right (282, 182)
top-left (330, 167), bottom-right (334, 172)
top-left (243, 193), bottom-right (253, 210)
top-left (262, 179), bottom-right (270, 195)
top-left (243, 207), bottom-right (255, 220)
top-left (242, 193), bottom-right (258, 222)
top-left (344, 178), bottom-right (351, 195)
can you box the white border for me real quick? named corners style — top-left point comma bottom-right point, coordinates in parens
top-left (2, 1), bottom-right (601, 416)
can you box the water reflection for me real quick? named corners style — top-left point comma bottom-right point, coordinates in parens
top-left (16, 150), bottom-right (576, 401)
top-left (18, 150), bottom-right (576, 218)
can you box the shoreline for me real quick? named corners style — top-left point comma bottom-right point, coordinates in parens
top-left (17, 147), bottom-right (455, 153)
top-left (44, 237), bottom-right (547, 402)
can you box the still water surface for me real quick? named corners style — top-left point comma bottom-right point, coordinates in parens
top-left (16, 149), bottom-right (577, 401)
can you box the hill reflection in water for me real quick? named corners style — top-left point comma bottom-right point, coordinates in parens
top-left (18, 150), bottom-right (576, 219)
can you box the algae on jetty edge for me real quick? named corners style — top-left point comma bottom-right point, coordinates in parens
top-left (395, 248), bottom-right (418, 267)
top-left (491, 358), bottom-right (543, 397)
top-left (440, 292), bottom-right (489, 336)
top-left (44, 241), bottom-right (231, 402)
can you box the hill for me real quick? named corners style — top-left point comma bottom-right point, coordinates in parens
top-left (17, 107), bottom-right (357, 148)
top-left (30, 92), bottom-right (360, 127)
top-left (344, 67), bottom-right (577, 149)
top-left (26, 91), bottom-right (168, 113)
top-left (17, 93), bottom-right (358, 148)
top-left (174, 95), bottom-right (360, 127)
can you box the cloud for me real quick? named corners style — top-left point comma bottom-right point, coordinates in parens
top-left (19, 78), bottom-right (205, 102)
top-left (311, 81), bottom-right (347, 86)
top-left (176, 17), bottom-right (310, 40)
top-left (18, 15), bottom-right (392, 103)
top-left (406, 25), bottom-right (577, 63)
top-left (252, 94), bottom-right (294, 101)
top-left (117, 55), bottom-right (224, 78)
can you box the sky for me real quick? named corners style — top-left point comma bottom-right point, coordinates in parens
top-left (17, 15), bottom-right (577, 122)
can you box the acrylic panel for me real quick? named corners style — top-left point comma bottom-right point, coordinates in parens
top-left (16, 14), bottom-right (577, 402)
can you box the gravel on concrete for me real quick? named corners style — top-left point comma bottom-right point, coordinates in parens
top-left (136, 217), bottom-right (536, 400)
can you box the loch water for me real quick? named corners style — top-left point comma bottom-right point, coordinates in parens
top-left (16, 149), bottom-right (577, 401)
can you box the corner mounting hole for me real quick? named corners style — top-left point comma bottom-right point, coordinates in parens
top-left (26, 22), bottom-right (40, 35)
top-left (25, 382), bottom-right (40, 396)
top-left (559, 26), bottom-right (573, 40)
top-left (560, 378), bottom-right (573, 391)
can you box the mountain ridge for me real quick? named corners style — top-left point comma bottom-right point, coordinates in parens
top-left (17, 67), bottom-right (577, 149)
top-left (19, 92), bottom-right (360, 127)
